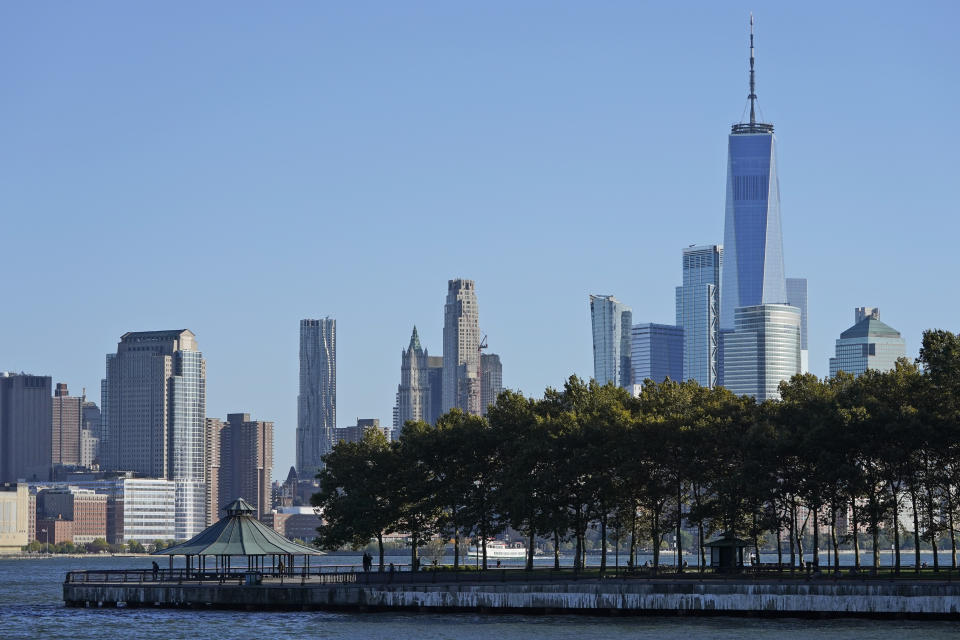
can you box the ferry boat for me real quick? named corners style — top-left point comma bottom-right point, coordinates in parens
top-left (466, 540), bottom-right (528, 560)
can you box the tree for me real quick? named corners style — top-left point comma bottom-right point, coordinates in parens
top-left (87, 538), bottom-right (110, 553)
top-left (127, 540), bottom-right (146, 554)
top-left (313, 428), bottom-right (399, 571)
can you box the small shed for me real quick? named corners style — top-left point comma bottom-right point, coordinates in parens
top-left (153, 497), bottom-right (324, 576)
top-left (704, 531), bottom-right (751, 572)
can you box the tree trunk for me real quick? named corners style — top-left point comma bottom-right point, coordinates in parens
top-left (831, 507), bottom-right (839, 570)
top-left (453, 529), bottom-right (460, 571)
top-left (890, 484), bottom-right (901, 574)
top-left (911, 487), bottom-right (921, 573)
top-left (574, 530), bottom-right (582, 572)
top-left (926, 482), bottom-right (940, 571)
top-left (788, 500), bottom-right (796, 572)
top-left (629, 507), bottom-right (637, 570)
top-left (949, 489), bottom-right (957, 570)
top-left (651, 508), bottom-right (661, 573)
top-left (553, 530), bottom-right (560, 570)
top-left (676, 482), bottom-right (683, 573)
top-left (600, 513), bottom-right (608, 575)
top-left (852, 501), bottom-right (861, 570)
top-left (482, 533), bottom-right (488, 571)
top-left (377, 533), bottom-right (385, 572)
top-left (776, 524), bottom-right (783, 569)
top-left (411, 534), bottom-right (419, 572)
top-left (699, 521), bottom-right (705, 573)
top-left (526, 526), bottom-right (535, 571)
top-left (812, 506), bottom-right (820, 568)
top-left (871, 504), bottom-right (880, 572)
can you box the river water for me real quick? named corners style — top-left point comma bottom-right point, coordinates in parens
top-left (3, 555), bottom-right (958, 640)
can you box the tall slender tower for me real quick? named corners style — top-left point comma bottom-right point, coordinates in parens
top-left (675, 245), bottom-right (722, 387)
top-left (297, 318), bottom-right (336, 478)
top-left (719, 15), bottom-right (787, 331)
top-left (442, 279), bottom-right (481, 415)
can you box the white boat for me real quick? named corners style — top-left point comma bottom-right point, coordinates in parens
top-left (466, 540), bottom-right (528, 560)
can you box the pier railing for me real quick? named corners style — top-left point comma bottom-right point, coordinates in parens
top-left (65, 563), bottom-right (960, 586)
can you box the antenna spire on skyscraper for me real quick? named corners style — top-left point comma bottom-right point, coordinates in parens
top-left (749, 13), bottom-right (756, 125)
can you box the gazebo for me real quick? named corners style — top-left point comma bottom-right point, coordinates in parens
top-left (153, 497), bottom-right (324, 578)
top-left (704, 531), bottom-right (751, 573)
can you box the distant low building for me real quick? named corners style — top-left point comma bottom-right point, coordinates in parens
top-left (263, 506), bottom-right (322, 543)
top-left (35, 487), bottom-right (107, 544)
top-left (335, 419), bottom-right (389, 445)
top-left (0, 484), bottom-right (29, 552)
top-left (829, 307), bottom-right (906, 378)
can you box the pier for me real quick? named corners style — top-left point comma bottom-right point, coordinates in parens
top-left (63, 567), bottom-right (960, 619)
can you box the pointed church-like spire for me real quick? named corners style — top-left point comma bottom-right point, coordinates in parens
top-left (408, 326), bottom-right (423, 352)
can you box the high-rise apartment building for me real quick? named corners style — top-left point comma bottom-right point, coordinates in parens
top-left (631, 324), bottom-right (684, 386)
top-left (102, 330), bottom-right (206, 540)
top-left (0, 373), bottom-right (52, 483)
top-left (828, 308), bottom-right (906, 378)
top-left (51, 383), bottom-right (83, 469)
top-left (723, 304), bottom-right (801, 401)
top-left (204, 417), bottom-right (223, 526)
top-left (81, 401), bottom-right (100, 467)
top-left (675, 245), bottom-right (722, 387)
top-left (719, 19), bottom-right (787, 332)
top-left (443, 279), bottom-right (482, 415)
top-left (786, 277), bottom-right (809, 372)
top-left (218, 413), bottom-right (272, 520)
top-left (480, 353), bottom-right (503, 416)
top-left (589, 295), bottom-right (632, 388)
top-left (297, 318), bottom-right (336, 478)
top-left (395, 326), bottom-right (431, 429)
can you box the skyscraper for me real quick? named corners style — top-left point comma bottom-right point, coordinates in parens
top-left (589, 295), bottom-right (632, 388)
top-left (631, 323), bottom-right (684, 387)
top-left (723, 304), bottom-right (801, 401)
top-left (103, 330), bottom-right (206, 540)
top-left (443, 279), bottom-right (481, 415)
top-left (720, 17), bottom-right (787, 332)
top-left (425, 356), bottom-right (444, 424)
top-left (204, 417), bottom-right (223, 526)
top-left (0, 373), bottom-right (52, 482)
top-left (51, 383), bottom-right (82, 469)
top-left (297, 318), bottom-right (336, 478)
top-left (218, 413), bottom-right (273, 520)
top-left (829, 308), bottom-right (906, 378)
top-left (395, 326), bottom-right (431, 429)
top-left (786, 277), bottom-right (809, 372)
top-left (480, 353), bottom-right (503, 416)
top-left (676, 245), bottom-right (722, 387)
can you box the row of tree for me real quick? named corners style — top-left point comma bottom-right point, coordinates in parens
top-left (313, 329), bottom-right (960, 574)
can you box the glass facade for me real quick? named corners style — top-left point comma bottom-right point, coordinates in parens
top-left (828, 310), bottom-right (906, 378)
top-left (786, 277), bottom-right (809, 372)
top-left (720, 132), bottom-right (787, 331)
top-left (723, 304), bottom-right (801, 401)
top-left (676, 245), bottom-right (722, 387)
top-left (297, 318), bottom-right (336, 478)
top-left (590, 295), bottom-right (632, 388)
top-left (631, 323), bottom-right (683, 386)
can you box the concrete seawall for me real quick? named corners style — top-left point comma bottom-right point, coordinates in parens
top-left (63, 579), bottom-right (960, 619)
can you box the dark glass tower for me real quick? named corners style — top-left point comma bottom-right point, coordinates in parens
top-left (719, 16), bottom-right (787, 331)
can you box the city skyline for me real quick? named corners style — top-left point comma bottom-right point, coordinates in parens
top-left (2, 4), bottom-right (958, 473)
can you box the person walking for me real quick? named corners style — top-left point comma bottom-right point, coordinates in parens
top-left (151, 561), bottom-right (160, 580)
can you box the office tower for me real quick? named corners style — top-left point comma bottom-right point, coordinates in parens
top-left (395, 326), bottom-right (431, 429)
top-left (0, 373), bottom-right (52, 483)
top-left (336, 418), bottom-right (390, 444)
top-left (676, 245), bottom-right (723, 387)
top-left (425, 356), bottom-right (444, 424)
top-left (219, 413), bottom-right (273, 520)
top-left (443, 279), bottom-right (482, 415)
top-left (480, 353), bottom-right (503, 416)
top-left (81, 401), bottom-right (101, 467)
top-left (631, 323), bottom-right (684, 386)
top-left (720, 18), bottom-right (787, 332)
top-left (589, 295), bottom-right (633, 388)
top-left (297, 318), bottom-right (336, 478)
top-left (204, 418), bottom-right (223, 526)
top-left (103, 330), bottom-right (206, 540)
top-left (723, 304), bottom-right (801, 401)
top-left (829, 308), bottom-right (906, 378)
top-left (51, 383), bottom-right (82, 468)
top-left (786, 278), bottom-right (809, 372)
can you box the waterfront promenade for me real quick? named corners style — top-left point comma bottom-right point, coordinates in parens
top-left (63, 566), bottom-right (960, 619)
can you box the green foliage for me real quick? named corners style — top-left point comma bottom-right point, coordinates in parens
top-left (127, 540), bottom-right (146, 553)
top-left (308, 333), bottom-right (960, 573)
top-left (86, 538), bottom-right (110, 553)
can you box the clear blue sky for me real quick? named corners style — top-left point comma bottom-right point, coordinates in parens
top-left (2, 2), bottom-right (958, 474)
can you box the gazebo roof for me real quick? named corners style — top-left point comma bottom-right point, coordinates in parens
top-left (704, 531), bottom-right (752, 548)
top-left (153, 497), bottom-right (324, 557)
